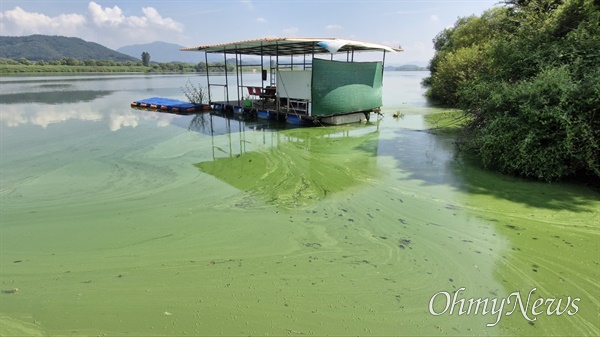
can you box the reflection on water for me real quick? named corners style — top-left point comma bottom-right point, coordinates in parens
top-left (185, 111), bottom-right (293, 136)
top-left (0, 90), bottom-right (113, 104)
top-left (0, 73), bottom-right (598, 336)
top-left (196, 124), bottom-right (380, 208)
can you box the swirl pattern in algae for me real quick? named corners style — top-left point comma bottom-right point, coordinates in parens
top-left (0, 73), bottom-right (598, 336)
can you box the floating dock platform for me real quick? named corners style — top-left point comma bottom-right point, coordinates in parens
top-left (179, 37), bottom-right (402, 125)
top-left (130, 97), bottom-right (367, 127)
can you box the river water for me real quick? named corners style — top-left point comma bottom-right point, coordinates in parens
top-left (0, 72), bottom-right (598, 336)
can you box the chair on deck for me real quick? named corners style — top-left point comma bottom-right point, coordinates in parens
top-left (247, 86), bottom-right (259, 100)
top-left (260, 86), bottom-right (276, 101)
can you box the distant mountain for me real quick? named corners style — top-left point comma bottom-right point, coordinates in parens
top-left (117, 41), bottom-right (216, 64)
top-left (0, 35), bottom-right (139, 62)
top-left (385, 64), bottom-right (429, 71)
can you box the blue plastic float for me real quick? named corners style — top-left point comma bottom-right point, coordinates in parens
top-left (130, 97), bottom-right (209, 112)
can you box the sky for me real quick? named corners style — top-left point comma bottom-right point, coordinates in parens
top-left (0, 0), bottom-right (500, 65)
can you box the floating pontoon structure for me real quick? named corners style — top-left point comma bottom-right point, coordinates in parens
top-left (181, 37), bottom-right (403, 125)
top-left (131, 97), bottom-right (210, 113)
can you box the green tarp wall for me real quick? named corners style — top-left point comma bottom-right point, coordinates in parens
top-left (311, 58), bottom-right (383, 116)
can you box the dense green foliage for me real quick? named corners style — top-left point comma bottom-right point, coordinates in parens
top-left (0, 35), bottom-right (138, 62)
top-left (141, 52), bottom-right (151, 67)
top-left (426, 0), bottom-right (600, 181)
top-left (0, 63), bottom-right (147, 73)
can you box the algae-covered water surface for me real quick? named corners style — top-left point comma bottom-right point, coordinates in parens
top-left (0, 73), bottom-right (598, 336)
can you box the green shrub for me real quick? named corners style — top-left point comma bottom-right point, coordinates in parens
top-left (462, 66), bottom-right (599, 180)
top-left (427, 0), bottom-right (600, 181)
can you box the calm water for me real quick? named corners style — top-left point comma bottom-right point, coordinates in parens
top-left (0, 72), bottom-right (598, 336)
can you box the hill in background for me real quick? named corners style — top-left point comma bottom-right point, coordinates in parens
top-left (0, 35), bottom-right (430, 70)
top-left (385, 64), bottom-right (428, 71)
top-left (0, 35), bottom-right (139, 62)
top-left (117, 41), bottom-right (216, 64)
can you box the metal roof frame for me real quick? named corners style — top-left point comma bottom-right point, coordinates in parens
top-left (181, 37), bottom-right (403, 56)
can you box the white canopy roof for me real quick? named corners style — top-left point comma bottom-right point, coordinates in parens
top-left (181, 37), bottom-right (403, 56)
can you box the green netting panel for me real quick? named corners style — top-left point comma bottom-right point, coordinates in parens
top-left (311, 58), bottom-right (383, 116)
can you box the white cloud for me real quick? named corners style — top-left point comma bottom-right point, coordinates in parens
top-left (86, 2), bottom-right (183, 47)
top-left (0, 6), bottom-right (86, 36)
top-left (282, 27), bottom-right (299, 36)
top-left (140, 7), bottom-right (182, 31)
top-left (88, 2), bottom-right (125, 27)
top-left (0, 2), bottom-right (184, 49)
top-left (325, 24), bottom-right (342, 30)
top-left (256, 17), bottom-right (266, 23)
top-left (430, 15), bottom-right (439, 22)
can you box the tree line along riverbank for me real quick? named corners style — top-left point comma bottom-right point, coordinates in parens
top-left (0, 58), bottom-right (235, 74)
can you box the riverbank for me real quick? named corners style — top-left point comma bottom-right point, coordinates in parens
top-left (0, 64), bottom-right (165, 74)
top-left (0, 64), bottom-right (432, 75)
